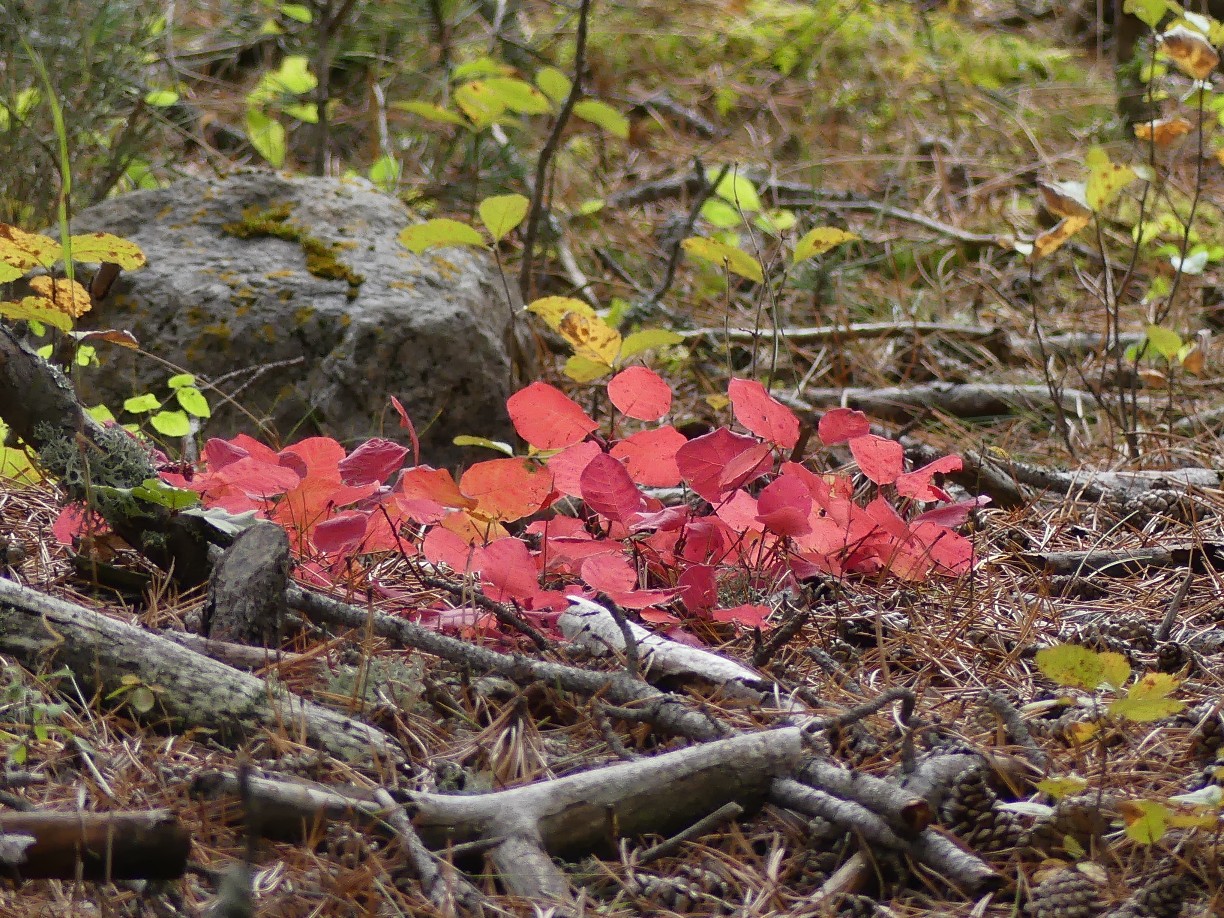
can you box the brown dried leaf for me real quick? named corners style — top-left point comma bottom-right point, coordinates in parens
top-left (29, 275), bottom-right (92, 318)
top-left (1159, 25), bottom-right (1220, 80)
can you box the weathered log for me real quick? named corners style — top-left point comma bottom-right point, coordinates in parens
top-left (0, 578), bottom-right (403, 768)
top-left (0, 809), bottom-right (188, 880)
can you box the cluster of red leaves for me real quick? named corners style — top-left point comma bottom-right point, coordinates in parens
top-left (57, 371), bottom-right (983, 637)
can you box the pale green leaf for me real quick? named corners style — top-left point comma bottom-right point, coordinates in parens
top-left (398, 219), bottom-right (486, 253)
top-left (484, 78), bottom-right (553, 114)
top-left (150, 410), bottom-right (191, 438)
top-left (175, 386), bottom-right (211, 418)
top-left (1124, 0), bottom-right (1168, 29)
top-left (166, 373), bottom-right (195, 389)
top-left (573, 100), bottom-right (629, 138)
top-left (701, 199), bottom-right (742, 228)
top-left (681, 236), bottom-right (764, 283)
top-left (124, 393), bottom-right (161, 414)
top-left (620, 328), bottom-right (683, 359)
top-left (535, 67), bottom-right (572, 104)
top-left (279, 2), bottom-right (313, 22)
top-left (392, 101), bottom-right (468, 127)
top-left (452, 435), bottom-right (514, 455)
top-left (144, 89), bottom-right (179, 107)
top-left (564, 355), bottom-right (613, 382)
top-left (132, 479), bottom-right (200, 509)
top-left (282, 102), bottom-right (318, 124)
top-left (369, 155), bottom-right (401, 190)
top-left (711, 169), bottom-right (761, 212)
top-left (478, 193), bottom-right (530, 242)
top-left (1143, 324), bottom-right (1184, 360)
top-left (246, 109), bottom-right (286, 167)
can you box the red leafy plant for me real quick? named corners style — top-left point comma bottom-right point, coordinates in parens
top-left (57, 369), bottom-right (983, 638)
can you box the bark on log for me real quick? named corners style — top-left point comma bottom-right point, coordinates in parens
top-left (204, 521), bottom-right (290, 645)
top-left (0, 809), bottom-right (188, 880)
top-left (0, 578), bottom-right (403, 769)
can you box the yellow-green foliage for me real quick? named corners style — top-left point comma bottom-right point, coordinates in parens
top-left (222, 203), bottom-right (364, 299)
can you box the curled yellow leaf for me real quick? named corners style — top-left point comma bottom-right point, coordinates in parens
top-left (29, 275), bottom-right (92, 318)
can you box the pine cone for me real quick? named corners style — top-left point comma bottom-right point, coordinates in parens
top-left (940, 766), bottom-right (1028, 853)
top-left (1076, 615), bottom-right (1155, 654)
top-left (836, 893), bottom-right (881, 917)
top-left (1103, 864), bottom-right (1197, 918)
top-left (1119, 489), bottom-right (1207, 527)
top-left (1028, 867), bottom-right (1104, 918)
top-left (1180, 704), bottom-right (1224, 761)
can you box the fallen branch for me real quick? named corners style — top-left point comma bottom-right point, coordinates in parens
top-left (0, 577), bottom-right (404, 768)
top-left (0, 809), bottom-right (188, 881)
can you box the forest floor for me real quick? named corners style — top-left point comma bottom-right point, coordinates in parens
top-left (3, 0), bottom-right (1224, 916)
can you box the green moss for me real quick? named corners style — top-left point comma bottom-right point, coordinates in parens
top-left (222, 203), bottom-right (364, 299)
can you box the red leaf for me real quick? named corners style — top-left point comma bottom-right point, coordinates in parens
top-left (547, 440), bottom-right (602, 497)
top-left (717, 441), bottom-right (774, 493)
top-left (507, 381), bottom-right (599, 450)
top-left (678, 564), bottom-right (718, 612)
top-left (676, 427), bottom-right (767, 502)
top-left (755, 473), bottom-right (813, 536)
top-left (460, 459), bottom-right (555, 521)
top-left (679, 518), bottom-right (730, 563)
top-left (580, 453), bottom-right (644, 523)
top-left (580, 554), bottom-right (678, 608)
top-left (52, 503), bottom-right (96, 544)
top-left (479, 537), bottom-right (542, 604)
top-left (817, 407), bottom-right (869, 445)
top-left (711, 603), bottom-right (771, 628)
top-left (728, 378), bottom-right (799, 448)
top-left (423, 524), bottom-right (478, 572)
top-left (629, 505), bottom-right (689, 532)
top-left (203, 437), bottom-right (249, 471)
top-left (215, 456), bottom-right (303, 498)
top-left (849, 435), bottom-right (904, 485)
top-left (607, 366), bottom-right (672, 420)
top-left (389, 395), bottom-right (420, 466)
top-left (397, 466), bottom-right (472, 508)
top-left (280, 436), bottom-right (346, 480)
top-left (913, 496), bottom-right (990, 528)
top-left (610, 426), bottom-right (685, 487)
top-left (714, 489), bottom-right (759, 532)
top-left (895, 454), bottom-right (962, 502)
top-left (314, 510), bottom-right (369, 554)
top-left (339, 438), bottom-right (409, 486)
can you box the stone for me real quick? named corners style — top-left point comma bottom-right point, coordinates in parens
top-left (69, 170), bottom-right (530, 465)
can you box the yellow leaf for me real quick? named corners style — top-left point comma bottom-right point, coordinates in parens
top-left (1117, 799), bottom-right (1168, 845)
top-left (0, 297), bottom-right (74, 332)
top-left (792, 227), bottom-right (859, 264)
top-left (1085, 147), bottom-right (1136, 211)
top-left (527, 296), bottom-right (598, 331)
top-left (1065, 720), bottom-right (1098, 743)
top-left (564, 355), bottom-right (613, 382)
top-left (0, 225), bottom-right (61, 277)
top-left (1159, 25), bottom-right (1220, 80)
top-left (1031, 215), bottom-right (1091, 260)
top-left (67, 232), bottom-right (146, 269)
top-left (557, 311), bottom-right (621, 365)
top-left (29, 275), bottom-right (92, 318)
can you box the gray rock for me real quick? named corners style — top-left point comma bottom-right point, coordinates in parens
top-left (70, 170), bottom-right (529, 465)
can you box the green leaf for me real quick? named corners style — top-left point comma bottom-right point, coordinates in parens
top-left (479, 194), bottom-right (530, 242)
top-left (279, 2), bottom-right (313, 23)
top-left (175, 386), bottom-right (211, 418)
top-left (793, 227), bottom-right (860, 264)
top-left (1143, 324), bottom-right (1184, 361)
top-left (452, 57), bottom-right (513, 81)
top-left (1124, 0), bottom-right (1168, 29)
top-left (681, 236), bottom-right (764, 283)
top-left (369, 155), bottom-right (401, 191)
top-left (267, 55), bottom-right (316, 96)
top-left (573, 100), bottom-right (629, 139)
top-left (576, 199), bottom-right (605, 216)
top-left (755, 208), bottom-right (797, 234)
top-left (620, 328), bottom-right (683, 360)
top-left (246, 109), bottom-right (286, 167)
top-left (452, 435), bottom-right (514, 455)
top-left (1085, 146), bottom-right (1136, 212)
top-left (701, 199), bottom-right (742, 228)
top-left (86, 404), bottom-right (115, 424)
top-left (166, 373), bottom-right (195, 389)
top-left (398, 219), bottom-right (486, 253)
top-left (132, 478), bottom-right (200, 510)
top-left (392, 101), bottom-right (468, 127)
top-left (128, 686), bottom-right (156, 714)
top-left (535, 67), bottom-right (572, 104)
top-left (711, 169), bottom-right (761, 212)
top-left (0, 298), bottom-right (73, 332)
top-left (483, 78), bottom-right (553, 115)
top-left (282, 102), bottom-right (318, 124)
top-left (67, 232), bottom-right (146, 269)
top-left (1109, 693), bottom-right (1184, 722)
top-left (150, 410), bottom-right (191, 438)
top-left (144, 89), bottom-right (179, 107)
top-left (123, 393), bottom-right (161, 414)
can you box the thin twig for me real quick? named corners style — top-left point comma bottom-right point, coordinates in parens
top-left (415, 571), bottom-right (552, 650)
top-left (635, 802), bottom-right (743, 866)
top-left (519, 0), bottom-right (592, 299)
